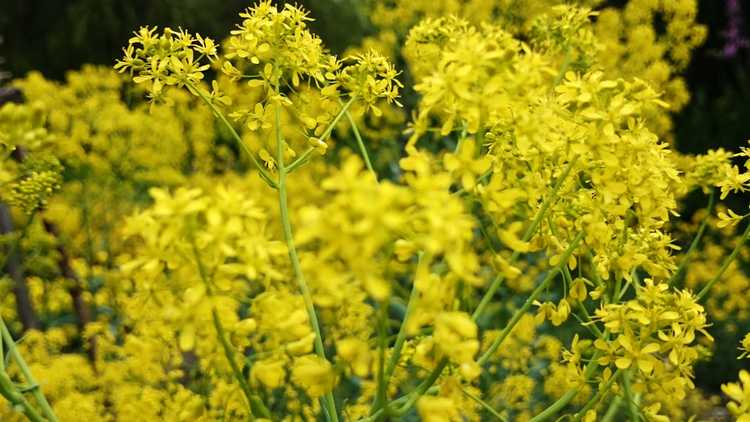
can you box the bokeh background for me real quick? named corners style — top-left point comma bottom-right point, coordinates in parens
top-left (2, 0), bottom-right (748, 160)
top-left (1, 0), bottom-right (749, 395)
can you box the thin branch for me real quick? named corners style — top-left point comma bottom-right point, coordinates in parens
top-left (0, 205), bottom-right (38, 331)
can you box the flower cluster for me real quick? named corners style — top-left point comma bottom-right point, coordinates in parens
top-left (723, 370), bottom-right (750, 422)
top-left (0, 103), bottom-right (61, 214)
top-left (336, 51), bottom-right (402, 115)
top-left (404, 16), bottom-right (523, 138)
top-left (6, 157), bottom-right (62, 214)
top-left (224, 1), bottom-right (333, 87)
top-left (114, 26), bottom-right (215, 105)
top-left (593, 280), bottom-right (711, 398)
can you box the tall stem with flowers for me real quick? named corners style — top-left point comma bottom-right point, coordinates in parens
top-left (114, 3), bottom-right (400, 420)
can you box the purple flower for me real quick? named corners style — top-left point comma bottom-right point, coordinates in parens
top-left (720, 0), bottom-right (749, 58)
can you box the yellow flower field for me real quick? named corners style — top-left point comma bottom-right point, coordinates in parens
top-left (0, 1), bottom-right (749, 421)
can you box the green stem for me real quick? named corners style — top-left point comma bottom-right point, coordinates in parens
top-left (371, 298), bottom-right (389, 414)
top-left (211, 311), bottom-right (254, 422)
top-left (369, 271), bottom-right (420, 417)
top-left (478, 231), bottom-right (585, 365)
top-left (529, 347), bottom-right (604, 422)
top-left (286, 147), bottom-right (315, 173)
top-left (190, 239), bottom-right (269, 420)
top-left (576, 302), bottom-right (602, 338)
top-left (571, 369), bottom-right (622, 422)
top-left (612, 275), bottom-right (623, 303)
top-left (531, 252), bottom-right (622, 422)
top-left (697, 219), bottom-right (750, 300)
top-left (382, 278), bottom-right (418, 386)
top-left (472, 156), bottom-right (579, 321)
top-left (585, 250), bottom-right (605, 290)
top-left (532, 390), bottom-right (578, 422)
top-left (670, 189), bottom-right (715, 285)
top-left (364, 158), bottom-right (581, 421)
top-left (0, 370), bottom-right (45, 422)
top-left (393, 359), bottom-right (449, 416)
top-left (274, 100), bottom-right (339, 422)
top-left (286, 98), bottom-right (356, 174)
top-left (560, 265), bottom-right (603, 338)
top-left (454, 126), bottom-right (469, 153)
top-left (0, 316), bottom-right (58, 422)
top-left (345, 110), bottom-right (376, 178)
top-left (378, 231), bottom-right (584, 420)
top-left (622, 369), bottom-right (639, 422)
top-left (358, 387), bottom-right (434, 422)
top-left (601, 396), bottom-right (622, 422)
top-left (211, 310), bottom-right (270, 419)
top-left (460, 386), bottom-right (508, 422)
top-left (319, 97), bottom-right (355, 145)
top-left (186, 82), bottom-right (278, 189)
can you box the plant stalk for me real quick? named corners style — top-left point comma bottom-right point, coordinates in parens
top-left (670, 189), bottom-right (715, 285)
top-left (529, 347), bottom-right (604, 422)
top-left (186, 82), bottom-right (278, 189)
top-left (190, 238), bottom-right (269, 420)
top-left (571, 369), bottom-right (622, 422)
top-left (622, 369), bottom-right (639, 422)
top-left (344, 110), bottom-right (376, 177)
top-left (472, 156), bottom-right (579, 320)
top-left (274, 100), bottom-right (339, 422)
top-left (478, 231), bottom-right (585, 365)
top-left (0, 316), bottom-right (58, 422)
top-left (697, 218), bottom-right (750, 300)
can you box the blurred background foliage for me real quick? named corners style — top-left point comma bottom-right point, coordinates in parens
top-left (1, 0), bottom-right (749, 394)
top-left (1, 0), bottom-right (748, 154)
top-left (0, 0), bottom-right (368, 77)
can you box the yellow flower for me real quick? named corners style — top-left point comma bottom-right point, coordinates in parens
top-left (740, 333), bottom-right (750, 359)
top-left (337, 338), bottom-right (372, 377)
top-left (614, 335), bottom-right (660, 374)
top-left (569, 277), bottom-right (588, 301)
top-left (443, 138), bottom-right (491, 190)
top-left (717, 208), bottom-right (746, 229)
top-left (434, 312), bottom-right (479, 367)
top-left (498, 222), bottom-right (531, 253)
top-left (291, 355), bottom-right (337, 398)
top-left (252, 359), bottom-right (286, 389)
top-left (417, 396), bottom-right (461, 422)
top-left (723, 370), bottom-right (750, 421)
